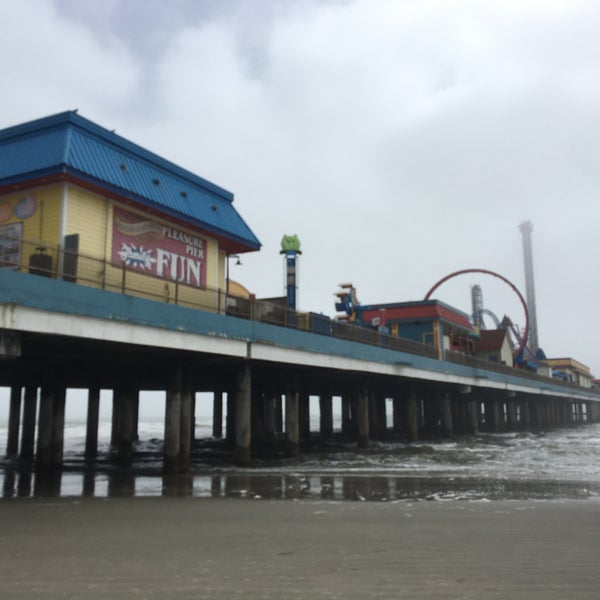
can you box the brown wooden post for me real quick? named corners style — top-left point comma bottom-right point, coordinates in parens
top-left (212, 391), bottom-right (223, 438)
top-left (85, 386), bottom-right (101, 460)
top-left (20, 386), bottom-right (37, 460)
top-left (285, 380), bottom-right (300, 457)
top-left (355, 386), bottom-right (369, 449)
top-left (164, 366), bottom-right (182, 473)
top-left (233, 364), bottom-right (251, 466)
top-left (6, 385), bottom-right (22, 458)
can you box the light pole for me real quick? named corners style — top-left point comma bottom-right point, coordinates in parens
top-left (226, 254), bottom-right (241, 294)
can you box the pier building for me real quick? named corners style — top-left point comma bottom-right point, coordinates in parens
top-left (473, 329), bottom-right (513, 366)
top-left (0, 112), bottom-right (598, 477)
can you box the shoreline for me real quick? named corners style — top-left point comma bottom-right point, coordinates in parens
top-left (1, 497), bottom-right (600, 598)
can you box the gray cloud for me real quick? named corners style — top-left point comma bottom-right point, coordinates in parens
top-left (1, 0), bottom-right (598, 372)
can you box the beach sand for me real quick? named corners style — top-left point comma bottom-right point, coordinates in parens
top-left (0, 497), bottom-right (599, 599)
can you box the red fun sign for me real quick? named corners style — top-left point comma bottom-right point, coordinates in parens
top-left (112, 207), bottom-right (207, 288)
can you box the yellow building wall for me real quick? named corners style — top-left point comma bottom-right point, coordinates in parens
top-left (0, 185), bottom-right (63, 272)
top-left (1, 182), bottom-right (227, 310)
top-left (64, 186), bottom-right (223, 307)
top-left (65, 185), bottom-right (110, 258)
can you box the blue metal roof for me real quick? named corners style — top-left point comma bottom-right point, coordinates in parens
top-left (0, 111), bottom-right (261, 251)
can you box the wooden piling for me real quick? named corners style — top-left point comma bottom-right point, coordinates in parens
top-left (341, 395), bottom-right (352, 436)
top-left (50, 384), bottom-right (66, 467)
top-left (36, 385), bottom-right (55, 468)
top-left (319, 393), bottom-right (333, 439)
top-left (116, 385), bottom-right (136, 464)
top-left (285, 381), bottom-right (300, 457)
top-left (233, 364), bottom-right (251, 466)
top-left (299, 392), bottom-right (310, 440)
top-left (392, 395), bottom-right (403, 435)
top-left (355, 386), bottom-right (369, 448)
top-left (406, 389), bottom-right (419, 442)
top-left (212, 391), bottom-right (223, 438)
top-left (20, 386), bottom-right (37, 460)
top-left (85, 386), bottom-right (101, 460)
top-left (440, 391), bottom-right (453, 437)
top-left (164, 367), bottom-right (182, 473)
top-left (6, 385), bottom-right (21, 458)
top-left (179, 369), bottom-right (193, 472)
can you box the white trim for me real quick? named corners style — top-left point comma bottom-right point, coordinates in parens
top-left (59, 182), bottom-right (68, 241)
top-left (1, 304), bottom-right (594, 402)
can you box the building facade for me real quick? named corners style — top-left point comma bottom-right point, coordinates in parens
top-left (0, 111), bottom-right (260, 310)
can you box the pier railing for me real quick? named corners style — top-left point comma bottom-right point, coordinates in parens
top-left (0, 235), bottom-right (588, 389)
top-left (2, 235), bottom-right (439, 359)
top-left (445, 351), bottom-right (584, 391)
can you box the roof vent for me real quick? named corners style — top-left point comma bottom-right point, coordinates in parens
top-left (180, 191), bottom-right (188, 198)
top-left (153, 178), bottom-right (160, 185)
top-left (120, 163), bottom-right (127, 171)
top-left (211, 205), bottom-right (218, 212)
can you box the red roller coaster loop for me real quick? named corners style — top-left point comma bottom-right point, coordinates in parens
top-left (424, 268), bottom-right (529, 362)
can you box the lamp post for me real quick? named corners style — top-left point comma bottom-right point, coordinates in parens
top-left (226, 254), bottom-right (241, 294)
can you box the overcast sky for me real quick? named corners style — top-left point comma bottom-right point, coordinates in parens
top-left (1, 0), bottom-right (599, 375)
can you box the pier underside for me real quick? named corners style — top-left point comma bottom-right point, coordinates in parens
top-left (1, 270), bottom-right (598, 472)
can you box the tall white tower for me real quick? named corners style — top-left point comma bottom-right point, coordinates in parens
top-left (519, 221), bottom-right (539, 354)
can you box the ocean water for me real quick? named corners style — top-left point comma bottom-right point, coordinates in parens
top-left (2, 417), bottom-right (600, 501)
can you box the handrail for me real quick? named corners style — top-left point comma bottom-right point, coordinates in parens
top-left (0, 234), bottom-right (592, 390)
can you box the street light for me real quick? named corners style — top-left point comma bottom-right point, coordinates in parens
top-left (226, 254), bottom-right (242, 293)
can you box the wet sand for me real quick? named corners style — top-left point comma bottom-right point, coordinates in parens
top-left (0, 497), bottom-right (599, 599)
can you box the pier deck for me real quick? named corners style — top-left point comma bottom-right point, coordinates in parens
top-left (1, 268), bottom-right (598, 470)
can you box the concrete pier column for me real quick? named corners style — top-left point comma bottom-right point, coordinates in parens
top-left (51, 384), bottom-right (66, 467)
top-left (376, 395), bottom-right (387, 438)
top-left (319, 393), bottom-right (333, 439)
top-left (406, 389), bottom-right (419, 442)
top-left (116, 385), bottom-right (136, 464)
top-left (20, 386), bottom-right (37, 460)
top-left (233, 364), bottom-right (252, 466)
top-left (36, 385), bottom-right (55, 468)
top-left (110, 395), bottom-right (120, 448)
top-left (541, 401), bottom-right (551, 426)
top-left (285, 381), bottom-right (300, 457)
top-left (6, 385), bottom-right (22, 458)
top-left (506, 401), bottom-right (518, 430)
top-left (262, 393), bottom-right (277, 440)
top-left (191, 392), bottom-right (197, 446)
top-left (299, 392), bottom-right (310, 440)
top-left (422, 394), bottom-right (437, 435)
top-left (85, 387), bottom-right (101, 460)
top-left (528, 398), bottom-right (540, 429)
top-left (369, 392), bottom-right (386, 439)
top-left (274, 395), bottom-right (283, 433)
top-left (368, 392), bottom-right (379, 440)
top-left (484, 398), bottom-right (501, 432)
top-left (179, 369), bottom-right (193, 472)
top-left (467, 399), bottom-right (479, 434)
top-left (341, 395), bottom-right (352, 436)
top-left (132, 394), bottom-right (140, 442)
top-left (392, 396), bottom-right (403, 434)
top-left (226, 391), bottom-right (235, 443)
top-left (564, 401), bottom-right (571, 425)
top-left (355, 387), bottom-right (369, 448)
top-left (521, 399), bottom-right (530, 428)
top-left (213, 391), bottom-right (223, 438)
top-left (164, 366), bottom-right (183, 473)
top-left (440, 391), bottom-right (453, 437)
